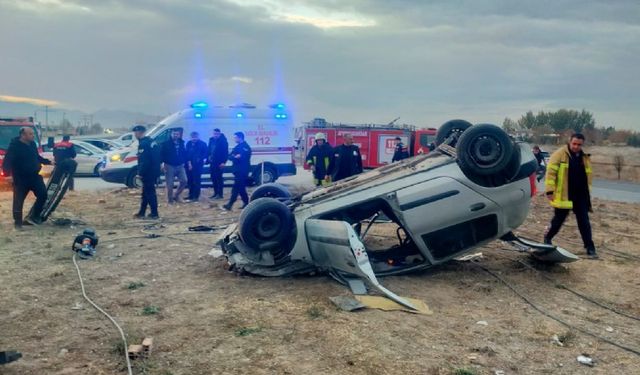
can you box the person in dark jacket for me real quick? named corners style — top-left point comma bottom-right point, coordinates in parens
top-left (391, 136), bottom-right (409, 162)
top-left (208, 128), bottom-right (228, 199)
top-left (222, 132), bottom-right (251, 211)
top-left (330, 133), bottom-right (363, 182)
top-left (185, 131), bottom-right (208, 201)
top-left (133, 125), bottom-right (161, 219)
top-left (160, 129), bottom-right (188, 204)
top-left (3, 127), bottom-right (52, 228)
top-left (306, 132), bottom-right (333, 186)
top-left (53, 135), bottom-right (77, 190)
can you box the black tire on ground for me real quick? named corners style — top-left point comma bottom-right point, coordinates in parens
top-left (456, 123), bottom-right (514, 176)
top-left (435, 119), bottom-right (473, 146)
top-left (250, 183), bottom-right (291, 202)
top-left (239, 198), bottom-right (294, 253)
top-left (31, 159), bottom-right (77, 221)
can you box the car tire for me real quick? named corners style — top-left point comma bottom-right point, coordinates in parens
top-left (252, 164), bottom-right (277, 185)
top-left (456, 124), bottom-right (514, 176)
top-left (435, 119), bottom-right (473, 146)
top-left (125, 168), bottom-right (142, 188)
top-left (250, 183), bottom-right (291, 202)
top-left (239, 198), bottom-right (294, 253)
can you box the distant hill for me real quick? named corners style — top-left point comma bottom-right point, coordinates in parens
top-left (0, 100), bottom-right (163, 132)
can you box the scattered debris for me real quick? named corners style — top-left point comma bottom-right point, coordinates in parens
top-left (354, 295), bottom-right (432, 315)
top-left (107, 244), bottom-right (115, 249)
top-left (127, 337), bottom-right (154, 360)
top-left (57, 348), bottom-right (68, 357)
top-left (551, 334), bottom-right (564, 347)
top-left (476, 320), bottom-right (488, 326)
top-left (208, 249), bottom-right (224, 258)
top-left (329, 296), bottom-right (366, 312)
top-left (494, 371), bottom-right (505, 375)
top-left (456, 252), bottom-right (484, 262)
top-left (605, 326), bottom-right (614, 332)
top-left (577, 354), bottom-right (595, 367)
top-left (71, 302), bottom-right (84, 310)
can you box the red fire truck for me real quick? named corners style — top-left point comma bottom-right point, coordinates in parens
top-left (0, 117), bottom-right (43, 181)
top-left (295, 118), bottom-right (437, 169)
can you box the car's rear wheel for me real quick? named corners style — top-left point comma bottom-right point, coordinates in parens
top-left (250, 183), bottom-right (291, 202)
top-left (435, 119), bottom-right (473, 146)
top-left (456, 124), bottom-right (514, 176)
top-left (239, 198), bottom-right (294, 254)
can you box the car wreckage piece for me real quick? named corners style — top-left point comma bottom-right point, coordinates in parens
top-left (218, 121), bottom-right (579, 306)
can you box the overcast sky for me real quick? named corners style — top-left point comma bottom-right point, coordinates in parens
top-left (1, 0), bottom-right (639, 130)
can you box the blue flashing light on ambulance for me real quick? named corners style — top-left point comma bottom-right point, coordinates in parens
top-left (100, 102), bottom-right (297, 188)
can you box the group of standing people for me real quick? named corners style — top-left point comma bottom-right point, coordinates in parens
top-left (132, 126), bottom-right (252, 219)
top-left (305, 132), bottom-right (364, 186)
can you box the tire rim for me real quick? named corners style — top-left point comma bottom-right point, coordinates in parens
top-left (256, 212), bottom-right (282, 239)
top-left (470, 135), bottom-right (502, 168)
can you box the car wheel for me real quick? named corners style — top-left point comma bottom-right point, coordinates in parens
top-left (252, 165), bottom-right (277, 185)
top-left (125, 168), bottom-right (142, 188)
top-left (250, 183), bottom-right (291, 202)
top-left (456, 124), bottom-right (514, 176)
top-left (435, 119), bottom-right (473, 146)
top-left (239, 198), bottom-right (294, 253)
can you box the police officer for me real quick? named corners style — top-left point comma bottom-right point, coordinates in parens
top-left (391, 136), bottom-right (409, 162)
top-left (208, 128), bottom-right (229, 199)
top-left (132, 125), bottom-right (161, 219)
top-left (222, 132), bottom-right (251, 211)
top-left (3, 127), bottom-right (52, 228)
top-left (185, 131), bottom-right (208, 202)
top-left (53, 135), bottom-right (77, 190)
top-left (306, 132), bottom-right (333, 186)
top-left (330, 133), bottom-right (363, 182)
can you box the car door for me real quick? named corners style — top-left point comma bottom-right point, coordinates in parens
top-left (73, 144), bottom-right (98, 174)
top-left (394, 176), bottom-right (500, 262)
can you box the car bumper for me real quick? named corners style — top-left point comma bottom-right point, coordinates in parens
top-left (100, 166), bottom-right (131, 184)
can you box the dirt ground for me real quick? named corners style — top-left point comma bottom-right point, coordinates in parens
top-left (1, 184), bottom-right (639, 375)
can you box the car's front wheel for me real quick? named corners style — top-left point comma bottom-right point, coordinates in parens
top-left (456, 123), bottom-right (514, 176)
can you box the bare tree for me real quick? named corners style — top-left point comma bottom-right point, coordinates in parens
top-left (613, 155), bottom-right (624, 180)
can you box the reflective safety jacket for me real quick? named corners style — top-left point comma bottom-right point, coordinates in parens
top-left (545, 145), bottom-right (592, 209)
top-left (306, 142), bottom-right (333, 184)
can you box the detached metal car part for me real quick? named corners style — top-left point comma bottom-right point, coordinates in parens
top-left (218, 121), bottom-right (578, 309)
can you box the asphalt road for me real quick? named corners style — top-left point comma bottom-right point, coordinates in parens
top-left (75, 171), bottom-right (640, 203)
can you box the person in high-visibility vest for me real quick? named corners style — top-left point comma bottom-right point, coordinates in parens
top-left (306, 132), bottom-right (333, 186)
top-left (544, 133), bottom-right (596, 258)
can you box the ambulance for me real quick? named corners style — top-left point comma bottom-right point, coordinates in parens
top-left (100, 102), bottom-right (296, 188)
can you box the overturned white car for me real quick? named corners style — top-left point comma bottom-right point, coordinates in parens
top-left (218, 121), bottom-right (578, 308)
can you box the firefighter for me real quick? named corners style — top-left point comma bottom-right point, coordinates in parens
top-left (2, 127), bottom-right (52, 228)
top-left (391, 136), bottom-right (409, 162)
top-left (222, 132), bottom-right (252, 211)
top-left (330, 133), bottom-right (363, 182)
top-left (133, 125), bottom-right (161, 219)
top-left (306, 132), bottom-right (333, 186)
top-left (53, 135), bottom-right (77, 190)
top-left (544, 133), bottom-right (597, 258)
